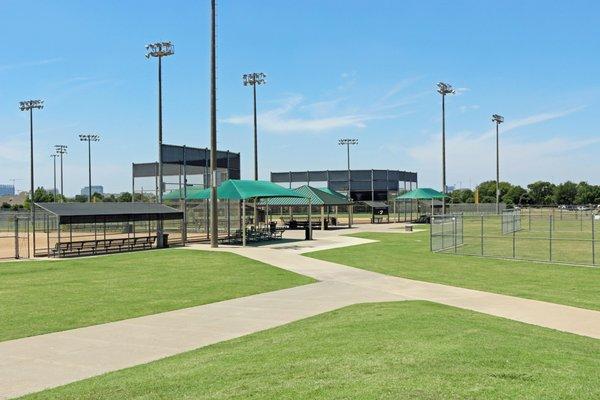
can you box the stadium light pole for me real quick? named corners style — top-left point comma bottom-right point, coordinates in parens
top-left (145, 41), bottom-right (174, 206)
top-left (338, 139), bottom-right (358, 201)
top-left (146, 41), bottom-right (174, 248)
top-left (437, 82), bottom-right (455, 214)
top-left (492, 114), bottom-right (504, 214)
top-left (50, 154), bottom-right (58, 202)
top-left (79, 134), bottom-right (101, 202)
top-left (54, 145), bottom-right (67, 201)
top-left (242, 72), bottom-right (266, 180)
top-left (209, 0), bottom-right (218, 248)
top-left (19, 99), bottom-right (43, 256)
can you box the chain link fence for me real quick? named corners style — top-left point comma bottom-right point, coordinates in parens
top-left (431, 208), bottom-right (599, 266)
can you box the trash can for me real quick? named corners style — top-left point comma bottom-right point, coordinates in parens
top-left (161, 233), bottom-right (170, 248)
top-left (304, 226), bottom-right (312, 240)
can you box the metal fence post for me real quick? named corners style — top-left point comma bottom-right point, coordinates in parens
top-left (528, 207), bottom-right (531, 231)
top-left (453, 217), bottom-right (457, 253)
top-left (14, 216), bottom-right (19, 259)
top-left (592, 214), bottom-right (596, 265)
top-left (441, 215), bottom-right (445, 250)
top-left (512, 212), bottom-right (516, 258)
top-left (429, 216), bottom-right (433, 252)
top-left (549, 215), bottom-right (553, 262)
top-left (480, 214), bottom-right (484, 256)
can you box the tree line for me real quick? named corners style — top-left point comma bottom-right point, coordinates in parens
top-left (450, 181), bottom-right (600, 206)
top-left (1, 188), bottom-right (155, 211)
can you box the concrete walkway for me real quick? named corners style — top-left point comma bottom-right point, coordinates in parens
top-left (1, 223), bottom-right (599, 399)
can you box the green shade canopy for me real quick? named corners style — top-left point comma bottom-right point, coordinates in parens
top-left (164, 180), bottom-right (307, 201)
top-left (163, 186), bottom-right (205, 201)
top-left (317, 187), bottom-right (349, 201)
top-left (219, 180), bottom-right (306, 200)
top-left (263, 185), bottom-right (351, 206)
top-left (396, 188), bottom-right (448, 200)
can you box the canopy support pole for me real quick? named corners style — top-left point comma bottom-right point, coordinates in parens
top-left (321, 206), bottom-right (325, 231)
top-left (308, 198), bottom-right (312, 240)
top-left (242, 199), bottom-right (246, 247)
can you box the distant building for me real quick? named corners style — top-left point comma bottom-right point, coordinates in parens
top-left (271, 169), bottom-right (418, 201)
top-left (81, 186), bottom-right (104, 197)
top-left (0, 184), bottom-right (15, 196)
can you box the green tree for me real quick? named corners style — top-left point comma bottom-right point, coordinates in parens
top-left (503, 185), bottom-right (527, 206)
top-left (117, 192), bottom-right (133, 202)
top-left (575, 182), bottom-right (600, 205)
top-left (477, 181), bottom-right (513, 203)
top-left (527, 181), bottom-right (556, 205)
top-left (450, 189), bottom-right (474, 203)
top-left (23, 187), bottom-right (55, 209)
top-left (553, 181), bottom-right (578, 205)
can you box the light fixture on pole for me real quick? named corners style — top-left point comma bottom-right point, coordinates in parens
top-left (54, 145), bottom-right (67, 201)
top-left (146, 41), bottom-right (174, 249)
top-left (437, 82), bottom-right (455, 214)
top-left (209, 0), bottom-right (218, 248)
top-left (19, 99), bottom-right (44, 256)
top-left (242, 72), bottom-right (266, 180)
top-left (78, 134), bottom-right (100, 202)
top-left (492, 114), bottom-right (504, 214)
top-left (338, 139), bottom-right (358, 200)
top-left (50, 154), bottom-right (58, 202)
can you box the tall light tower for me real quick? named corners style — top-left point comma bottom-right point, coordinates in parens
top-left (79, 134), bottom-right (101, 202)
top-left (19, 99), bottom-right (43, 255)
top-left (437, 82), bottom-right (455, 214)
top-left (209, 0), bottom-right (218, 248)
top-left (492, 114), bottom-right (504, 214)
top-left (50, 154), bottom-right (58, 202)
top-left (242, 72), bottom-right (266, 180)
top-left (54, 145), bottom-right (67, 201)
top-left (145, 41), bottom-right (174, 205)
top-left (338, 139), bottom-right (358, 201)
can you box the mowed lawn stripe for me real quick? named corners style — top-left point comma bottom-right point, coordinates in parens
top-left (20, 302), bottom-right (600, 400)
top-left (306, 230), bottom-right (600, 310)
top-left (0, 249), bottom-right (314, 342)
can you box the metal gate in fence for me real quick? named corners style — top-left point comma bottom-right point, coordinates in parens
top-left (0, 213), bottom-right (30, 260)
top-left (430, 214), bottom-right (464, 252)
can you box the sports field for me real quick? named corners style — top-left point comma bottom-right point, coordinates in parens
top-left (308, 229), bottom-right (600, 310)
top-left (436, 212), bottom-right (599, 265)
top-left (0, 249), bottom-right (314, 342)
top-left (20, 301), bottom-right (600, 399)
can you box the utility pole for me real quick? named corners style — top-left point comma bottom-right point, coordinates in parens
top-left (437, 82), bottom-right (455, 214)
top-left (19, 99), bottom-right (44, 256)
top-left (209, 0), bottom-right (218, 248)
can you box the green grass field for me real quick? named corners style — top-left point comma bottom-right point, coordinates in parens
top-left (307, 230), bottom-right (600, 310)
top-left (20, 301), bottom-right (600, 400)
top-left (435, 214), bottom-right (599, 265)
top-left (0, 249), bottom-right (314, 342)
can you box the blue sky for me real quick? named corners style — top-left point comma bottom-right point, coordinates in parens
top-left (1, 0), bottom-right (599, 195)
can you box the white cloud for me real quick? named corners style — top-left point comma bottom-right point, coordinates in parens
top-left (0, 58), bottom-right (62, 72)
top-left (222, 95), bottom-right (397, 134)
top-left (459, 105), bottom-right (480, 113)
